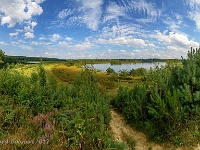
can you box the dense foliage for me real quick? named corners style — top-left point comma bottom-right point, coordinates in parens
top-left (113, 48), bottom-right (200, 146)
top-left (0, 64), bottom-right (125, 149)
top-left (4, 55), bottom-right (65, 64)
top-left (0, 49), bottom-right (5, 68)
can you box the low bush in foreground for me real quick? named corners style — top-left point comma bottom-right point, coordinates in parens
top-left (0, 64), bottom-right (125, 149)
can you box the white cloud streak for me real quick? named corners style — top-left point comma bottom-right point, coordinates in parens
top-left (103, 2), bottom-right (127, 23)
top-left (58, 9), bottom-right (74, 19)
top-left (120, 0), bottom-right (162, 22)
top-left (187, 0), bottom-right (200, 30)
top-left (78, 0), bottom-right (103, 31)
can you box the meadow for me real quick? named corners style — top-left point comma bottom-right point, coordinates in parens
top-left (0, 48), bottom-right (199, 149)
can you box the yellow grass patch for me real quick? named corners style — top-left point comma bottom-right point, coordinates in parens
top-left (51, 64), bottom-right (82, 83)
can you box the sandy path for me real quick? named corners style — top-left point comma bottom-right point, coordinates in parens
top-left (109, 109), bottom-right (200, 150)
top-left (110, 109), bottom-right (164, 150)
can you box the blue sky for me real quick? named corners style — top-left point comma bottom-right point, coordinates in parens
top-left (0, 0), bottom-right (200, 59)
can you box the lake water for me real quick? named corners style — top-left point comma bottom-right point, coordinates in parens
top-left (86, 62), bottom-right (166, 73)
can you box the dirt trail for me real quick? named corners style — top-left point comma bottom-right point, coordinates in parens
top-left (110, 109), bottom-right (200, 150)
top-left (110, 109), bottom-right (164, 150)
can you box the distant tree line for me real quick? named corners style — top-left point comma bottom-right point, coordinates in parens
top-left (4, 55), bottom-right (66, 64)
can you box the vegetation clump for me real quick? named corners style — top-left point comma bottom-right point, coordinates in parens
top-left (0, 49), bottom-right (5, 68)
top-left (112, 48), bottom-right (200, 147)
top-left (0, 61), bottom-right (124, 149)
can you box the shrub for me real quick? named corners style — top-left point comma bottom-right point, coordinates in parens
top-left (113, 48), bottom-right (200, 144)
top-left (106, 67), bottom-right (116, 75)
top-left (0, 64), bottom-right (124, 149)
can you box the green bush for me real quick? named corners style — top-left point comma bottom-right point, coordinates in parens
top-left (0, 64), bottom-right (124, 149)
top-left (113, 48), bottom-right (200, 144)
top-left (106, 67), bottom-right (116, 75)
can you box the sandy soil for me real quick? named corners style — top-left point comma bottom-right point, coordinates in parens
top-left (109, 109), bottom-right (200, 150)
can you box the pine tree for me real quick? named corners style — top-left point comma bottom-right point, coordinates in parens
top-left (170, 47), bottom-right (200, 116)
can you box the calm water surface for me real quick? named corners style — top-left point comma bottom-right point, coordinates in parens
top-left (87, 62), bottom-right (166, 73)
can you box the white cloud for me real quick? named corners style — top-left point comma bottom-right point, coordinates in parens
top-left (163, 13), bottom-right (183, 31)
top-left (16, 29), bottom-right (23, 32)
top-left (0, 0), bottom-right (44, 27)
top-left (120, 0), bottom-right (162, 22)
top-left (57, 38), bottom-right (93, 51)
top-left (31, 21), bottom-right (37, 27)
top-left (187, 0), bottom-right (200, 8)
top-left (99, 24), bottom-right (145, 40)
top-left (11, 42), bottom-right (19, 46)
top-left (150, 30), bottom-right (199, 58)
top-left (12, 42), bottom-right (33, 50)
top-left (25, 32), bottom-right (34, 38)
top-left (30, 41), bottom-right (39, 45)
top-left (59, 42), bottom-right (68, 46)
top-left (19, 45), bottom-right (33, 50)
top-left (24, 26), bottom-right (34, 32)
top-left (108, 49), bottom-right (112, 52)
top-left (120, 50), bottom-right (126, 53)
top-left (9, 29), bottom-right (23, 37)
top-left (103, 0), bottom-right (162, 24)
top-left (154, 31), bottom-right (199, 48)
top-left (67, 41), bottom-right (93, 51)
top-left (50, 34), bottom-right (61, 42)
top-left (45, 52), bottom-right (59, 57)
top-left (0, 41), bottom-right (7, 45)
top-left (103, 2), bottom-right (126, 23)
top-left (69, 43), bottom-right (91, 50)
top-left (97, 36), bottom-right (147, 48)
top-left (39, 37), bottom-right (46, 40)
top-left (66, 37), bottom-right (73, 41)
top-left (9, 32), bottom-right (19, 37)
top-left (58, 9), bottom-right (74, 19)
top-left (77, 0), bottom-right (103, 30)
top-left (189, 11), bottom-right (200, 30)
top-left (187, 0), bottom-right (200, 30)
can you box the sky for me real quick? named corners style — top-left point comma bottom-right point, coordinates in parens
top-left (0, 0), bottom-right (200, 59)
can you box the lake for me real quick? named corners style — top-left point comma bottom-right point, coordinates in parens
top-left (86, 62), bottom-right (166, 73)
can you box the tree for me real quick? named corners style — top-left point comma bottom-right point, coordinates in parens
top-left (0, 49), bottom-right (5, 64)
top-left (118, 69), bottom-right (129, 77)
top-left (106, 67), bottom-right (116, 75)
top-left (66, 59), bottom-right (74, 67)
top-left (170, 47), bottom-right (200, 116)
top-left (129, 68), bottom-right (135, 76)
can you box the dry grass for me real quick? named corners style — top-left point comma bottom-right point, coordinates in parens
top-left (51, 64), bottom-right (82, 83)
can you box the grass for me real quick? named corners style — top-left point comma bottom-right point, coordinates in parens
top-left (51, 64), bottom-right (81, 83)
top-left (51, 64), bottom-right (118, 90)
